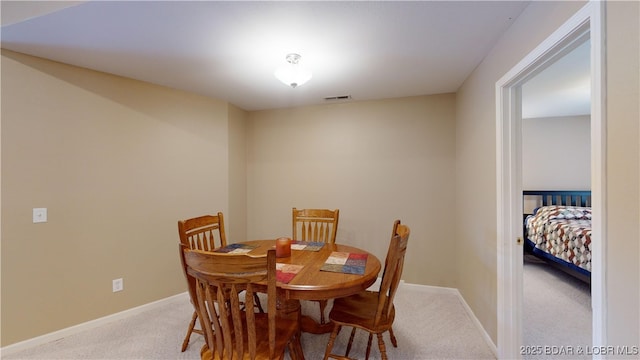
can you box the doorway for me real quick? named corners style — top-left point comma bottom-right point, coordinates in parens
top-left (495, 2), bottom-right (606, 358)
top-left (521, 38), bottom-right (592, 355)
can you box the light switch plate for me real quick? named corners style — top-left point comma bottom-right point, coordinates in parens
top-left (112, 278), bottom-right (124, 292)
top-left (33, 208), bottom-right (47, 223)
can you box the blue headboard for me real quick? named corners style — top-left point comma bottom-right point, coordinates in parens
top-left (523, 190), bottom-right (591, 214)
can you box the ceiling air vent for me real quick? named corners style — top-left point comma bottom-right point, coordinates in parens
top-left (324, 95), bottom-right (352, 101)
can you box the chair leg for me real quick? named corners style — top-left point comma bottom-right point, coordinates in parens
top-left (284, 343), bottom-right (294, 360)
top-left (345, 327), bottom-right (357, 357)
top-left (291, 333), bottom-right (305, 360)
top-left (365, 333), bottom-right (373, 360)
top-left (323, 324), bottom-right (341, 360)
top-left (181, 310), bottom-right (199, 352)
top-left (318, 299), bottom-right (329, 324)
top-left (254, 293), bottom-right (264, 313)
top-left (376, 333), bottom-right (388, 360)
top-left (388, 326), bottom-right (398, 347)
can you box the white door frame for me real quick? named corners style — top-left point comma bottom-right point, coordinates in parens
top-left (495, 2), bottom-right (606, 358)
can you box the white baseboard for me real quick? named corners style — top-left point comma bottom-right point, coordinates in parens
top-left (400, 281), bottom-right (459, 294)
top-left (0, 292), bottom-right (190, 356)
top-left (399, 282), bottom-right (498, 358)
top-left (452, 288), bottom-right (499, 358)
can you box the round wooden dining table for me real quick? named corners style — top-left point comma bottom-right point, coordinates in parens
top-left (237, 239), bottom-right (381, 334)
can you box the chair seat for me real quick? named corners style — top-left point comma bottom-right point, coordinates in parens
top-left (200, 313), bottom-right (300, 359)
top-left (329, 291), bottom-right (396, 333)
top-left (323, 220), bottom-right (409, 360)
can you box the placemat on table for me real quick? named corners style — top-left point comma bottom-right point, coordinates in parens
top-left (213, 243), bottom-right (258, 254)
top-left (276, 263), bottom-right (303, 283)
top-left (320, 251), bottom-right (368, 275)
top-left (290, 240), bottom-right (324, 251)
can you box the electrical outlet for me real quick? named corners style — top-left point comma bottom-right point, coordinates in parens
top-left (112, 278), bottom-right (124, 292)
top-left (33, 208), bottom-right (47, 223)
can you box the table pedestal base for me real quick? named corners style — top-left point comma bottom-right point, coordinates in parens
top-left (300, 314), bottom-right (334, 334)
top-left (277, 298), bottom-right (334, 334)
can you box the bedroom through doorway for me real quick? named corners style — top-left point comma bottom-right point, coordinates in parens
top-left (495, 2), bottom-right (606, 358)
top-left (520, 36), bottom-right (592, 357)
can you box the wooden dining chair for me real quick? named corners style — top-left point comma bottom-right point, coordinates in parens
top-left (292, 207), bottom-right (339, 324)
top-left (184, 248), bottom-right (305, 360)
top-left (323, 220), bottom-right (410, 360)
top-left (292, 208), bottom-right (339, 244)
top-left (177, 213), bottom-right (263, 352)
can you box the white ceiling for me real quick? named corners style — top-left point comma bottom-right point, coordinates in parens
top-left (1, 1), bottom-right (589, 115)
top-left (522, 39), bottom-right (591, 119)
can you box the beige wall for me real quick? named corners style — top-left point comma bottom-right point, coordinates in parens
top-left (2, 0), bottom-right (639, 351)
top-left (605, 0), bottom-right (640, 348)
top-left (228, 104), bottom-right (248, 243)
top-left (455, 0), bottom-right (584, 341)
top-left (246, 95), bottom-right (457, 287)
top-left (0, 50), bottom-right (232, 345)
top-left (456, 0), bottom-right (640, 347)
top-left (523, 115), bottom-right (591, 190)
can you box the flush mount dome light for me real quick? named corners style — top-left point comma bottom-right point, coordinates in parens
top-left (274, 53), bottom-right (312, 88)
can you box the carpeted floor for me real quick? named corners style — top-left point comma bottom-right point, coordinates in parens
top-left (2, 285), bottom-right (496, 360)
top-left (522, 255), bottom-right (592, 360)
top-left (3, 261), bottom-right (591, 360)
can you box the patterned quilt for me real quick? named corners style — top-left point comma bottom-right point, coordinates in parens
top-left (525, 205), bottom-right (592, 272)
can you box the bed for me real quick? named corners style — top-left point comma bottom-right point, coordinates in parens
top-left (523, 190), bottom-right (592, 284)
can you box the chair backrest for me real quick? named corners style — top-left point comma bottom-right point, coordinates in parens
top-left (177, 213), bottom-right (228, 327)
top-left (292, 208), bottom-right (339, 243)
top-left (184, 248), bottom-right (277, 360)
top-left (375, 220), bottom-right (410, 327)
top-left (178, 213), bottom-right (227, 252)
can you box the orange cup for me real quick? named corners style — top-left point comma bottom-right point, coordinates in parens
top-left (275, 237), bottom-right (292, 258)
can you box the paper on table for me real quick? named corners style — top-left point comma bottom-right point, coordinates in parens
top-left (320, 252), bottom-right (368, 275)
top-left (290, 240), bottom-right (324, 251)
top-left (213, 243), bottom-right (257, 254)
top-left (276, 263), bottom-right (303, 284)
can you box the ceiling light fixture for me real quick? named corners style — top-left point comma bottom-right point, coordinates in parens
top-left (274, 53), bottom-right (312, 88)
